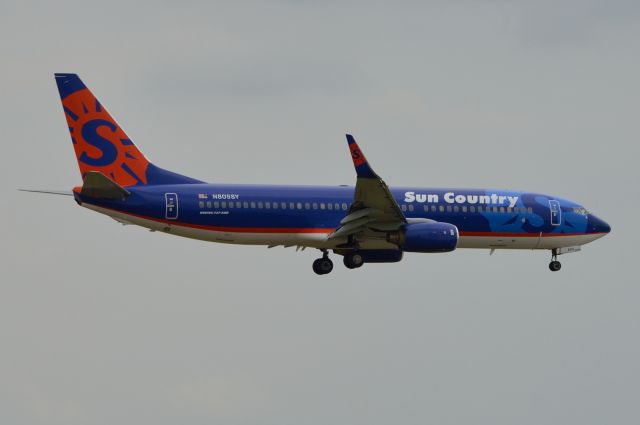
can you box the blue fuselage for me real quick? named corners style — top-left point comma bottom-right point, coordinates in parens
top-left (75, 184), bottom-right (611, 247)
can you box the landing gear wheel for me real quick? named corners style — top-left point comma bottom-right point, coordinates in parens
top-left (549, 260), bottom-right (562, 272)
top-left (312, 257), bottom-right (333, 275)
top-left (343, 252), bottom-right (364, 269)
top-left (548, 249), bottom-right (561, 272)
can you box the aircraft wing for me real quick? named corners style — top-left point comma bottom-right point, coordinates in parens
top-left (329, 135), bottom-right (407, 241)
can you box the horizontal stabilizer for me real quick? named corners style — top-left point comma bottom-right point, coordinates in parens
top-left (18, 189), bottom-right (73, 196)
top-left (81, 171), bottom-right (130, 200)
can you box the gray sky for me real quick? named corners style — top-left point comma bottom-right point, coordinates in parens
top-left (1, 1), bottom-right (639, 424)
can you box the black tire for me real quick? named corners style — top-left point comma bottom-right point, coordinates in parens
top-left (343, 252), bottom-right (364, 269)
top-left (548, 261), bottom-right (562, 272)
top-left (312, 259), bottom-right (323, 275)
top-left (313, 258), bottom-right (333, 275)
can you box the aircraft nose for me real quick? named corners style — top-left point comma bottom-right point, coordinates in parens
top-left (588, 214), bottom-right (611, 235)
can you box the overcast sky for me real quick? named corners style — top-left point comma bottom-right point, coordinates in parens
top-left (1, 1), bottom-right (639, 424)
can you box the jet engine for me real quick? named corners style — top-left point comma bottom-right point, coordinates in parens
top-left (387, 222), bottom-right (459, 253)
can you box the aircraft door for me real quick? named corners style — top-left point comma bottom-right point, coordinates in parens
top-left (549, 200), bottom-right (561, 226)
top-left (165, 193), bottom-right (178, 220)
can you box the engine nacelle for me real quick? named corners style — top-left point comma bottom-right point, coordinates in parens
top-left (387, 222), bottom-right (459, 253)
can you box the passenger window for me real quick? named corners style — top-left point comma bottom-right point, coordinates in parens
top-left (462, 206), bottom-right (467, 213)
top-left (258, 202), bottom-right (263, 209)
top-left (492, 206), bottom-right (498, 213)
top-left (528, 207), bottom-right (533, 214)
top-left (320, 203), bottom-right (326, 210)
top-left (470, 206), bottom-right (475, 213)
top-left (312, 202), bottom-right (318, 210)
top-left (401, 204), bottom-right (407, 212)
top-left (327, 203), bottom-right (333, 210)
top-left (199, 201), bottom-right (205, 208)
top-left (206, 201), bottom-right (212, 208)
top-left (335, 203), bottom-right (341, 210)
top-left (453, 206), bottom-right (459, 212)
top-left (446, 205), bottom-right (452, 212)
top-left (265, 202), bottom-right (271, 209)
top-left (304, 202), bottom-right (310, 210)
top-left (243, 201), bottom-right (249, 209)
top-left (214, 201), bottom-right (220, 208)
top-left (499, 207), bottom-right (505, 213)
top-left (228, 201), bottom-right (234, 209)
top-left (250, 201), bottom-right (256, 209)
top-left (439, 206), bottom-right (444, 212)
top-left (342, 203), bottom-right (348, 211)
top-left (297, 202), bottom-right (302, 210)
top-left (221, 201), bottom-right (227, 208)
top-left (272, 202), bottom-right (278, 209)
top-left (478, 206), bottom-right (483, 212)
top-left (431, 205), bottom-right (436, 212)
top-left (507, 207), bottom-right (512, 213)
top-left (423, 205), bottom-right (429, 212)
top-left (281, 202), bottom-right (287, 209)
top-left (408, 204), bottom-right (414, 212)
top-left (236, 201), bottom-right (241, 208)
top-left (290, 202), bottom-right (295, 210)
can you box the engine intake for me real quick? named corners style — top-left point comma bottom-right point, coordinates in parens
top-left (388, 222), bottom-right (459, 253)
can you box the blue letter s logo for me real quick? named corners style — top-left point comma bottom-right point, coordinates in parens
top-left (79, 119), bottom-right (118, 166)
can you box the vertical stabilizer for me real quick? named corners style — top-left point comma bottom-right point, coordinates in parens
top-left (55, 73), bottom-right (202, 186)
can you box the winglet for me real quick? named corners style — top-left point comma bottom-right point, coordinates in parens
top-left (346, 134), bottom-right (378, 179)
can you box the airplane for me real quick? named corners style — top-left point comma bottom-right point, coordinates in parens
top-left (23, 73), bottom-right (611, 275)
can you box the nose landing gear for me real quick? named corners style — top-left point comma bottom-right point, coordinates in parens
top-left (549, 249), bottom-right (562, 272)
top-left (549, 260), bottom-right (562, 272)
top-left (312, 250), bottom-right (334, 275)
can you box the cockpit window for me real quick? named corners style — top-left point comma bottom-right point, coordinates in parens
top-left (573, 207), bottom-right (589, 215)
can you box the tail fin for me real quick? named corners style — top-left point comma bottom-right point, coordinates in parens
top-left (55, 73), bottom-right (202, 187)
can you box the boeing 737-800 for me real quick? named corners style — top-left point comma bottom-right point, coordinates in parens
top-left (23, 73), bottom-right (611, 275)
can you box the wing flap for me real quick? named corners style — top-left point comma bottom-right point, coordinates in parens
top-left (330, 216), bottom-right (378, 239)
top-left (339, 207), bottom-right (380, 225)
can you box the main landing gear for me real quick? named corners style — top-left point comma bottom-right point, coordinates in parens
top-left (312, 250), bottom-right (334, 275)
top-left (549, 249), bottom-right (562, 272)
top-left (312, 250), bottom-right (365, 275)
top-left (343, 251), bottom-right (364, 269)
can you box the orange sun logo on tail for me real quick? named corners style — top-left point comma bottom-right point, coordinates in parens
top-left (59, 83), bottom-right (149, 187)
